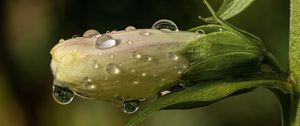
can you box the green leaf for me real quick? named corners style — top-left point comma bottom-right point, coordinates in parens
top-left (125, 76), bottom-right (292, 126)
top-left (201, 0), bottom-right (255, 23)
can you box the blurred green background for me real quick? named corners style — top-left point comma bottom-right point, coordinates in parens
top-left (0, 0), bottom-right (289, 126)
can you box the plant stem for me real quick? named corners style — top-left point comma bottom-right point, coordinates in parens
top-left (289, 0), bottom-right (300, 125)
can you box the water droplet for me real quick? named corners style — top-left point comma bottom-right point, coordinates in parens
top-left (178, 71), bottom-right (182, 75)
top-left (128, 78), bottom-right (140, 85)
top-left (139, 30), bottom-right (151, 36)
top-left (132, 51), bottom-right (142, 59)
top-left (159, 90), bottom-right (171, 96)
top-left (93, 63), bottom-right (100, 69)
top-left (106, 63), bottom-right (121, 75)
top-left (143, 55), bottom-right (152, 61)
top-left (114, 51), bottom-right (118, 55)
top-left (72, 34), bottom-right (80, 38)
top-left (141, 73), bottom-right (147, 76)
top-left (125, 26), bottom-right (136, 31)
top-left (219, 27), bottom-right (224, 32)
top-left (106, 31), bottom-right (110, 34)
top-left (127, 40), bottom-right (133, 44)
top-left (111, 30), bottom-right (117, 34)
top-left (109, 54), bottom-right (114, 58)
top-left (83, 29), bottom-right (101, 37)
top-left (52, 85), bottom-right (75, 105)
top-left (95, 35), bottom-right (117, 49)
top-left (122, 100), bottom-right (139, 114)
top-left (193, 29), bottom-right (205, 38)
top-left (130, 69), bottom-right (135, 73)
top-left (59, 39), bottom-right (65, 43)
top-left (72, 49), bottom-right (77, 56)
top-left (98, 52), bottom-right (103, 55)
top-left (138, 97), bottom-right (146, 101)
top-left (152, 19), bottom-right (179, 31)
top-left (167, 52), bottom-right (178, 60)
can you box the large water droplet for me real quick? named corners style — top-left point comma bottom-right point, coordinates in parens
top-left (125, 26), bottom-right (136, 31)
top-left (106, 63), bottom-right (121, 75)
top-left (95, 35), bottom-right (117, 49)
top-left (83, 29), bottom-right (101, 37)
top-left (152, 19), bottom-right (179, 31)
top-left (52, 85), bottom-right (75, 105)
top-left (167, 52), bottom-right (178, 60)
top-left (122, 100), bottom-right (140, 114)
top-left (193, 29), bottom-right (205, 38)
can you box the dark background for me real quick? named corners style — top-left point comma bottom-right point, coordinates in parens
top-left (0, 0), bottom-right (289, 126)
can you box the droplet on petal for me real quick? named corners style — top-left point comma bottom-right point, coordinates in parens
top-left (106, 63), bottom-right (121, 75)
top-left (152, 19), bottom-right (179, 31)
top-left (52, 84), bottom-right (75, 105)
top-left (125, 26), bottom-right (136, 31)
top-left (122, 100), bottom-right (140, 114)
top-left (83, 29), bottom-right (101, 37)
top-left (95, 35), bottom-right (118, 49)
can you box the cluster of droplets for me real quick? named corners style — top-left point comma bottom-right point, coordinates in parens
top-left (53, 19), bottom-right (191, 114)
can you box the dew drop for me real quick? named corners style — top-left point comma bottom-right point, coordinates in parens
top-left (72, 49), bottom-right (77, 56)
top-left (127, 40), bottom-right (133, 44)
top-left (139, 30), bottom-right (151, 36)
top-left (132, 51), bottom-right (142, 59)
top-left (59, 39), bottom-right (65, 43)
top-left (52, 85), bottom-right (75, 105)
top-left (98, 52), bottom-right (103, 56)
top-left (93, 63), bottom-right (100, 69)
top-left (128, 78), bottom-right (140, 85)
top-left (95, 35), bottom-right (117, 49)
top-left (167, 52), bottom-right (178, 60)
top-left (143, 55), bottom-right (152, 61)
top-left (141, 73), bottom-right (147, 76)
top-left (106, 63), bottom-right (121, 75)
top-left (109, 54), bottom-right (114, 58)
top-left (83, 29), bottom-right (101, 38)
top-left (152, 19), bottom-right (179, 31)
top-left (219, 27), bottom-right (224, 32)
top-left (72, 34), bottom-right (80, 38)
top-left (159, 90), bottom-right (171, 96)
top-left (130, 69), bottom-right (135, 73)
top-left (193, 29), bottom-right (205, 38)
top-left (125, 26), bottom-right (136, 31)
top-left (122, 100), bottom-right (140, 114)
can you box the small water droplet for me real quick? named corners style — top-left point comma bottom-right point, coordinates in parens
top-left (72, 49), bottom-right (77, 56)
top-left (98, 52), bottom-right (103, 55)
top-left (109, 54), bottom-right (114, 58)
top-left (93, 63), bottom-right (100, 69)
top-left (159, 90), bottom-right (171, 96)
top-left (83, 29), bottom-right (101, 37)
top-left (52, 85), bottom-right (75, 105)
top-left (106, 63), bottom-right (121, 75)
top-left (193, 29), bottom-right (205, 38)
top-left (139, 30), bottom-right (151, 36)
top-left (132, 51), bottom-right (142, 59)
top-left (95, 35), bottom-right (117, 49)
top-left (122, 100), bottom-right (139, 114)
top-left (152, 19), bottom-right (179, 31)
top-left (141, 73), bottom-right (147, 76)
top-left (143, 55), bottom-right (152, 61)
top-left (125, 26), bottom-right (136, 31)
top-left (219, 27), bottom-right (224, 32)
top-left (114, 51), bottom-right (118, 55)
top-left (178, 71), bottom-right (182, 75)
top-left (72, 34), bottom-right (80, 38)
top-left (167, 52), bottom-right (178, 60)
top-left (59, 39), bottom-right (65, 43)
top-left (128, 78), bottom-right (140, 85)
top-left (130, 69), bottom-right (135, 73)
top-left (127, 40), bottom-right (133, 44)
top-left (138, 97), bottom-right (146, 102)
top-left (106, 31), bottom-right (110, 34)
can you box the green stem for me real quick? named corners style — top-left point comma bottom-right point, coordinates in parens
top-left (289, 0), bottom-right (300, 125)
